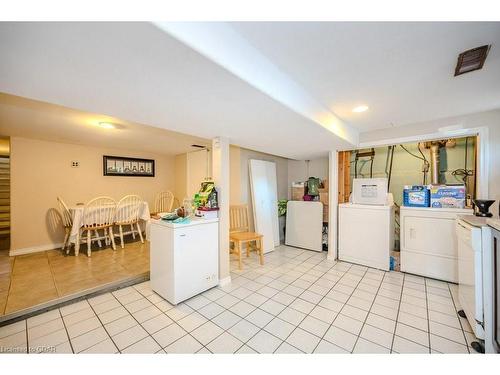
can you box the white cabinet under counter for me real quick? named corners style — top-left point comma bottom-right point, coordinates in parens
top-left (400, 206), bottom-right (473, 283)
top-left (150, 217), bottom-right (219, 305)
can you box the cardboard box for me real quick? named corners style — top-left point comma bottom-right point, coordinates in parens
top-left (323, 204), bottom-right (329, 222)
top-left (291, 186), bottom-right (305, 201)
top-left (319, 192), bottom-right (329, 205)
top-left (322, 179), bottom-right (329, 190)
top-left (430, 185), bottom-right (465, 208)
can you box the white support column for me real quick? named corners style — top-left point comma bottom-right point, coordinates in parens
top-left (212, 136), bottom-right (231, 286)
top-left (327, 150), bottom-right (338, 261)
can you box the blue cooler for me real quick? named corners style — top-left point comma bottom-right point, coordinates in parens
top-left (403, 185), bottom-right (430, 207)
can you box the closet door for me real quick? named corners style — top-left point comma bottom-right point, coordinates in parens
top-left (249, 159), bottom-right (280, 253)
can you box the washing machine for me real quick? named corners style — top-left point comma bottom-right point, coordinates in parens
top-left (339, 178), bottom-right (394, 271)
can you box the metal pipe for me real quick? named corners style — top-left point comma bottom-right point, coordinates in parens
top-left (430, 143), bottom-right (440, 185)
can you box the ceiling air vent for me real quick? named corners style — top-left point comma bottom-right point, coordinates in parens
top-left (454, 45), bottom-right (491, 76)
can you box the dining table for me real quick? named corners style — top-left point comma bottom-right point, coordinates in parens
top-left (68, 201), bottom-right (151, 253)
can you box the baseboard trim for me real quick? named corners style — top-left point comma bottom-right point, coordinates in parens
top-left (218, 276), bottom-right (232, 287)
top-left (9, 242), bottom-right (63, 256)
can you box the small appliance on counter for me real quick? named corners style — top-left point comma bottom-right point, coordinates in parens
top-left (473, 199), bottom-right (495, 217)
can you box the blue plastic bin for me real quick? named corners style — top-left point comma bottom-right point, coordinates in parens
top-left (403, 185), bottom-right (430, 207)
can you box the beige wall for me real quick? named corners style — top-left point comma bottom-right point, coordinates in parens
top-left (174, 153), bottom-right (187, 205)
top-left (10, 137), bottom-right (176, 252)
top-left (229, 145), bottom-right (288, 233)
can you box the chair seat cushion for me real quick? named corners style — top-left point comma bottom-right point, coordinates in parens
top-left (229, 232), bottom-right (262, 241)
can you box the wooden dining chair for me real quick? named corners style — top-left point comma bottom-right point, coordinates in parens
top-left (115, 194), bottom-right (144, 249)
top-left (57, 196), bottom-right (73, 252)
top-left (154, 191), bottom-right (174, 214)
top-left (229, 204), bottom-right (264, 270)
top-left (79, 196), bottom-right (117, 257)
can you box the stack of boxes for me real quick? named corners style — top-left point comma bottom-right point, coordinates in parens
top-left (290, 179), bottom-right (329, 222)
top-left (319, 180), bottom-right (329, 222)
top-left (402, 184), bottom-right (466, 209)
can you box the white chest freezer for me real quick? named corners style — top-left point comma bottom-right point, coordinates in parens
top-left (150, 217), bottom-right (219, 305)
top-left (339, 202), bottom-right (394, 271)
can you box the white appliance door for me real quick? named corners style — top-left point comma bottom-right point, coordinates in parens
top-left (456, 219), bottom-right (484, 339)
top-left (173, 223), bottom-right (219, 303)
top-left (285, 201), bottom-right (323, 252)
top-left (249, 159), bottom-right (280, 253)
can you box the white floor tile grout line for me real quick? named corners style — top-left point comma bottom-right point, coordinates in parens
top-left (57, 308), bottom-right (75, 354)
top-left (389, 272), bottom-right (406, 353)
top-left (350, 269), bottom-right (388, 353)
top-left (109, 289), bottom-right (185, 353)
top-left (423, 277), bottom-right (432, 352)
top-left (84, 303), bottom-right (121, 353)
top-left (1, 246), bottom-right (474, 354)
top-left (446, 282), bottom-right (471, 353)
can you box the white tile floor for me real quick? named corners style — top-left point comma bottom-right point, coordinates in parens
top-left (0, 245), bottom-right (476, 354)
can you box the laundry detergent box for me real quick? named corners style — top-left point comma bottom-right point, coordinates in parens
top-left (403, 185), bottom-right (430, 207)
top-left (430, 185), bottom-right (466, 208)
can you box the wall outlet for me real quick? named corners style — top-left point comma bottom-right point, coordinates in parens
top-left (71, 161), bottom-right (80, 168)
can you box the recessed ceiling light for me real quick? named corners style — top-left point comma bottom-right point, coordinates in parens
top-left (97, 122), bottom-right (115, 129)
top-left (352, 105), bottom-right (369, 113)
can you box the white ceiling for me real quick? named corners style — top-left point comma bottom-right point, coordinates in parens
top-left (0, 22), bottom-right (499, 159)
top-left (0, 93), bottom-right (210, 156)
top-left (231, 22), bottom-right (500, 131)
top-left (0, 22), bottom-right (352, 159)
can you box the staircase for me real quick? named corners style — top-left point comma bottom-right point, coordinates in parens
top-left (0, 156), bottom-right (10, 251)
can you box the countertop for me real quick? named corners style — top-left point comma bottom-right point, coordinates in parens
top-left (487, 218), bottom-right (500, 231)
top-left (457, 214), bottom-right (489, 227)
top-left (400, 206), bottom-right (473, 214)
top-left (150, 216), bottom-right (219, 229)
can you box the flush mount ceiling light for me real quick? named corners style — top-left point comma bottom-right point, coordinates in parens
top-left (454, 45), bottom-right (490, 76)
top-left (97, 122), bottom-right (116, 129)
top-left (352, 105), bottom-right (369, 113)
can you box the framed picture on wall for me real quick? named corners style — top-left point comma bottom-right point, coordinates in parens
top-left (103, 155), bottom-right (155, 177)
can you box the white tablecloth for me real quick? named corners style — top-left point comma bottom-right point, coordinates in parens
top-left (69, 201), bottom-right (150, 243)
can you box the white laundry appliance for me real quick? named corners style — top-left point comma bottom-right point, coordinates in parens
top-left (339, 178), bottom-right (394, 271)
top-left (400, 206), bottom-right (473, 282)
top-left (285, 201), bottom-right (323, 252)
top-left (150, 217), bottom-right (219, 305)
top-left (456, 215), bottom-right (490, 352)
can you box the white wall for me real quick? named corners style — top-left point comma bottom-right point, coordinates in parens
top-left (360, 109), bottom-right (500, 215)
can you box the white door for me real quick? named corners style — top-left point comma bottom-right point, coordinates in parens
top-left (249, 159), bottom-right (280, 253)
